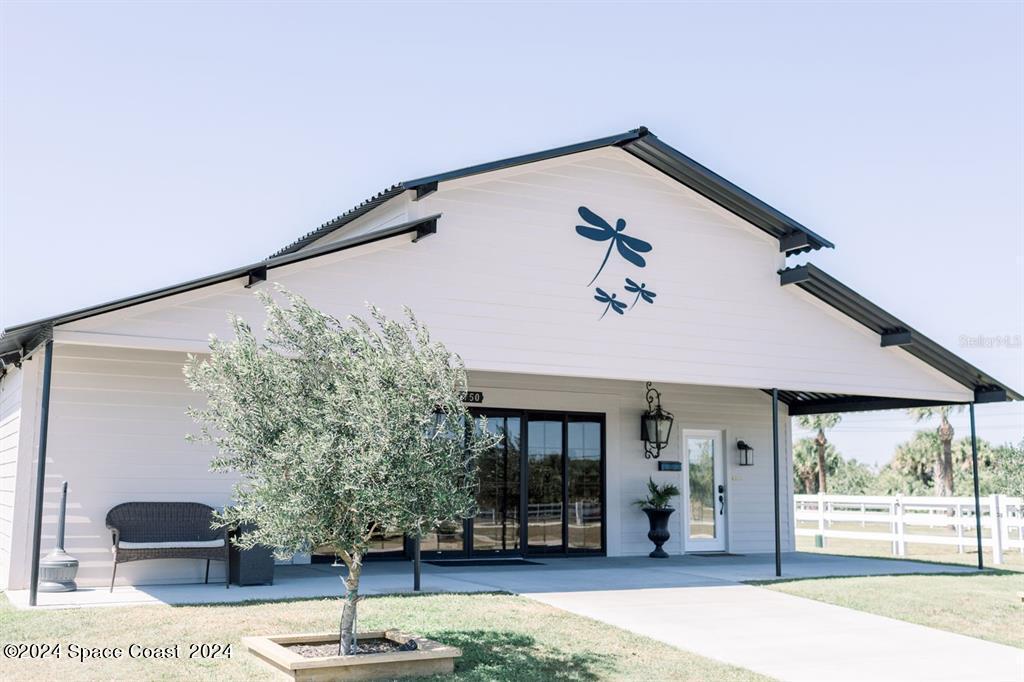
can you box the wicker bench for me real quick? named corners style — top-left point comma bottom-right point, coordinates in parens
top-left (106, 502), bottom-right (229, 592)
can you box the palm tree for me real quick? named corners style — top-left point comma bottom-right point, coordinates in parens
top-left (909, 405), bottom-right (963, 496)
top-left (796, 413), bottom-right (842, 493)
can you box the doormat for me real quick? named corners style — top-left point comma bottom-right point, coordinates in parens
top-left (425, 559), bottom-right (543, 567)
top-left (689, 553), bottom-right (745, 557)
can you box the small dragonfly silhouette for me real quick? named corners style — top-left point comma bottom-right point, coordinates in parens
top-left (624, 278), bottom-right (657, 308)
top-left (594, 287), bottom-right (627, 319)
top-left (575, 206), bottom-right (653, 286)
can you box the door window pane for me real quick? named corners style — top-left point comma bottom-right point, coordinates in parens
top-left (687, 437), bottom-right (716, 539)
top-left (473, 416), bottom-right (521, 554)
top-left (568, 421), bottom-right (602, 551)
top-left (527, 419), bottom-right (563, 551)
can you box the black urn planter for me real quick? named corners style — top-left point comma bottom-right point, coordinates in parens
top-left (642, 507), bottom-right (675, 558)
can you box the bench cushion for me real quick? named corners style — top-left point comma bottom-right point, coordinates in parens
top-left (118, 539), bottom-right (225, 550)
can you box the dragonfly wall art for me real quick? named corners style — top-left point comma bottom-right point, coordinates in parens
top-left (624, 278), bottom-right (657, 308)
top-left (575, 206), bottom-right (660, 320)
top-left (575, 206), bottom-right (653, 286)
top-left (593, 288), bottom-right (627, 319)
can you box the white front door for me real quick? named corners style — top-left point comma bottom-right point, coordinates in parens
top-left (682, 430), bottom-right (726, 552)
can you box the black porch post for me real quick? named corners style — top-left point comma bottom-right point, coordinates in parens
top-left (413, 536), bottom-right (421, 591)
top-left (969, 403), bottom-right (984, 570)
top-left (28, 339), bottom-right (55, 607)
top-left (771, 388), bottom-right (782, 577)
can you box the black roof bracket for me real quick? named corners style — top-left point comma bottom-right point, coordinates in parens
top-left (412, 217), bottom-right (437, 242)
top-left (245, 266), bottom-right (267, 288)
top-left (881, 330), bottom-right (913, 347)
top-left (414, 182), bottom-right (437, 201)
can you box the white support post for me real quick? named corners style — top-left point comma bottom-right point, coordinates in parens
top-left (890, 499), bottom-right (898, 556)
top-left (861, 502), bottom-right (866, 528)
top-left (990, 494), bottom-right (1004, 565)
top-left (895, 493), bottom-right (906, 557)
top-left (817, 491), bottom-right (826, 545)
top-left (955, 503), bottom-right (964, 554)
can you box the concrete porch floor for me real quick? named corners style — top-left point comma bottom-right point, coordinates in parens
top-left (5, 551), bottom-right (974, 610)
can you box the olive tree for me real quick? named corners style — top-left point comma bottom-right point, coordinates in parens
top-left (184, 289), bottom-right (495, 654)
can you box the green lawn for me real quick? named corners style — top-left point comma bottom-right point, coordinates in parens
top-left (796, 521), bottom-right (1024, 570)
top-left (0, 592), bottom-right (767, 681)
top-left (760, 570), bottom-right (1024, 649)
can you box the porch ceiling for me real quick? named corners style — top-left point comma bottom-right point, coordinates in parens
top-left (772, 390), bottom-right (956, 416)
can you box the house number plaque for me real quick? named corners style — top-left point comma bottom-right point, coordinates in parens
top-left (462, 391), bottom-right (484, 404)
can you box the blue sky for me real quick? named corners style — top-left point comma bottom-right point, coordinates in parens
top-left (1, 1), bottom-right (1021, 466)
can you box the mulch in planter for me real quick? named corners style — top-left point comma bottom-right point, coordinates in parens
top-left (286, 638), bottom-right (402, 658)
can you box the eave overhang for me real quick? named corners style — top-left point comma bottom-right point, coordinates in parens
top-left (0, 215), bottom-right (440, 361)
top-left (778, 264), bottom-right (1021, 413)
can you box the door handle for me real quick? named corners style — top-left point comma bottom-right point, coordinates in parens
top-left (717, 484), bottom-right (725, 515)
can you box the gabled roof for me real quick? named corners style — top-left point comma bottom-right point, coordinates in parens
top-left (271, 127), bottom-right (835, 258)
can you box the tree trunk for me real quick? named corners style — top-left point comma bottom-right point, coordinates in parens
top-left (815, 429), bottom-right (828, 494)
top-left (936, 417), bottom-right (954, 496)
top-left (803, 474), bottom-right (816, 495)
top-left (337, 551), bottom-right (363, 655)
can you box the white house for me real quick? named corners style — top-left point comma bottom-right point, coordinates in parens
top-left (1, 127), bottom-right (1017, 596)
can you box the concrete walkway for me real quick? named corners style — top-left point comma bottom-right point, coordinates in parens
top-left (529, 584), bottom-right (1024, 682)
top-left (7, 552), bottom-right (1021, 681)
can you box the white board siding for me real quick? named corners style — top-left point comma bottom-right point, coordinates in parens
top-left (59, 147), bottom-right (971, 403)
top-left (0, 367), bottom-right (25, 588)
top-left (8, 346), bottom-right (793, 588)
top-left (12, 344), bottom-right (238, 589)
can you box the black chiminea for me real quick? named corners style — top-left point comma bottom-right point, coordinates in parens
top-left (38, 481), bottom-right (79, 592)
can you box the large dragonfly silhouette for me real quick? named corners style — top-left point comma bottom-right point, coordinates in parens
top-left (624, 278), bottom-right (657, 308)
top-left (594, 287), bottom-right (627, 319)
top-left (575, 206), bottom-right (652, 286)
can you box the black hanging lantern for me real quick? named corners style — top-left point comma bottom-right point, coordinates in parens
top-left (640, 382), bottom-right (674, 459)
top-left (737, 440), bottom-right (754, 466)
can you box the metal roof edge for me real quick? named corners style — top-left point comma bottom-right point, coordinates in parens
top-left (0, 215), bottom-right (440, 357)
top-left (272, 126), bottom-right (837, 260)
top-left (779, 264), bottom-right (1022, 402)
top-left (401, 129), bottom-right (646, 189)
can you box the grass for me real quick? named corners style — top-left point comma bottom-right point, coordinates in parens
top-left (762, 540), bottom-right (1024, 649)
top-left (795, 529), bottom-right (1024, 571)
top-left (0, 592), bottom-right (767, 681)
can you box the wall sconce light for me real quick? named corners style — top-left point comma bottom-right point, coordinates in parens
top-left (737, 440), bottom-right (754, 466)
top-left (641, 382), bottom-right (674, 459)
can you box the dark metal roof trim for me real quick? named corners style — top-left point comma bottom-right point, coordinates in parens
top-left (271, 184), bottom-right (407, 257)
top-left (402, 129), bottom-right (645, 189)
top-left (0, 216), bottom-right (440, 357)
top-left (621, 133), bottom-right (834, 254)
top-left (779, 264), bottom-right (1021, 402)
top-left (272, 127), bottom-right (835, 258)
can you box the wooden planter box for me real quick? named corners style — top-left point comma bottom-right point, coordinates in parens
top-left (241, 630), bottom-right (460, 681)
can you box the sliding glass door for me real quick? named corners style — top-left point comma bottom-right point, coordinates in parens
top-left (527, 416), bottom-right (564, 553)
top-left (418, 408), bottom-right (605, 559)
top-left (471, 414), bottom-right (522, 555)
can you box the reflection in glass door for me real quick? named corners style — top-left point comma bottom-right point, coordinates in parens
top-left (683, 430), bottom-right (726, 552)
top-left (567, 419), bottom-right (602, 551)
top-left (471, 415), bottom-right (521, 555)
top-left (527, 417), bottom-right (564, 552)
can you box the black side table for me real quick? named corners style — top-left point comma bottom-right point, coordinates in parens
top-left (229, 523), bottom-right (275, 586)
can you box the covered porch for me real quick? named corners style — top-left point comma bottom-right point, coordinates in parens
top-left (6, 551), bottom-right (974, 610)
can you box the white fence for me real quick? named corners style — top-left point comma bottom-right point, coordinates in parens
top-left (794, 493), bottom-right (1024, 564)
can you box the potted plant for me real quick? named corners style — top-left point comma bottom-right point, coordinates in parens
top-left (185, 290), bottom-right (498, 680)
top-left (635, 477), bottom-right (681, 558)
